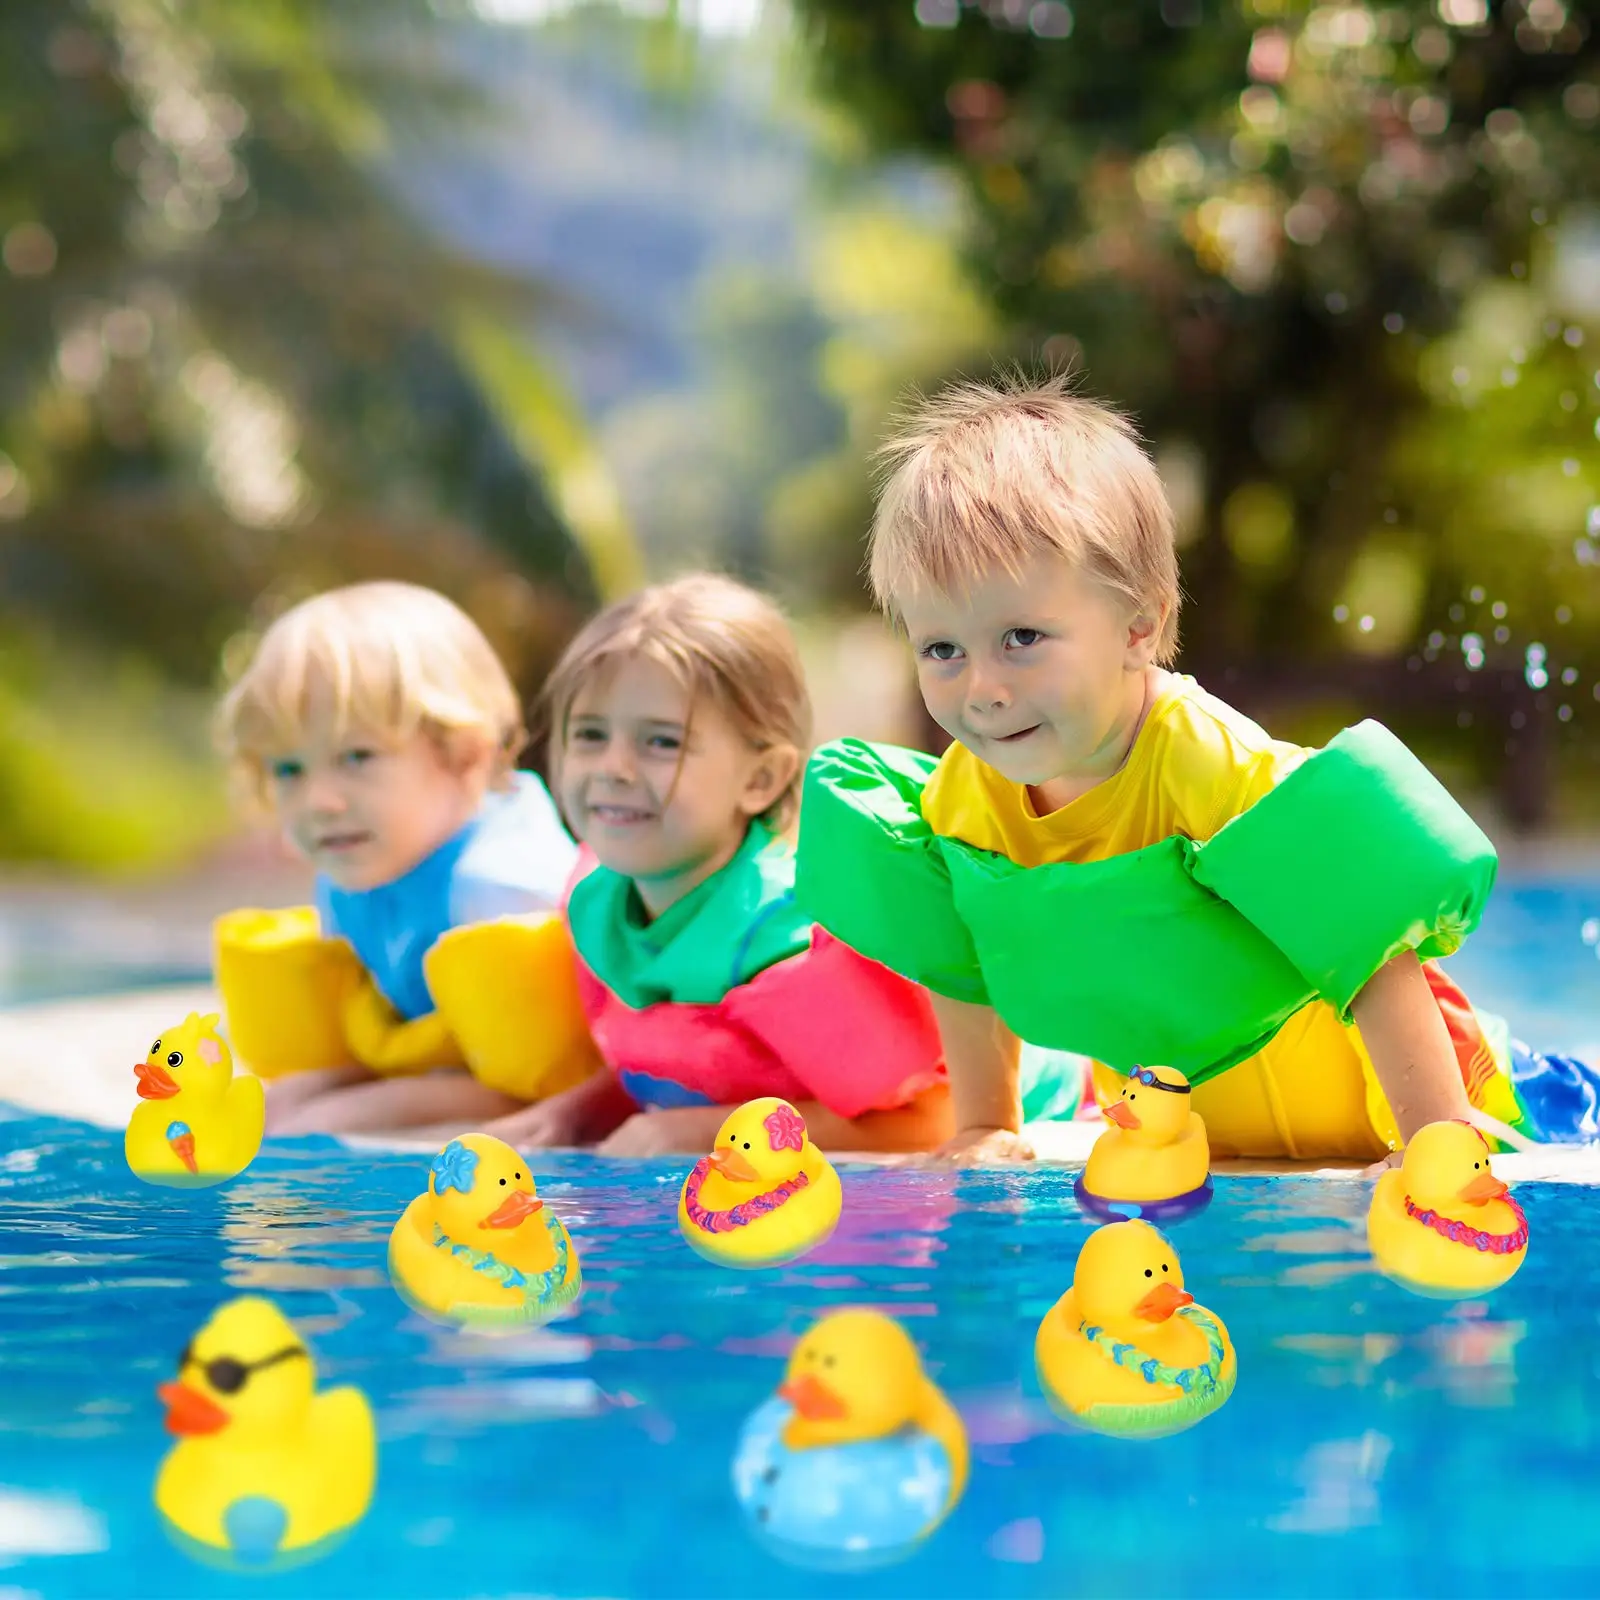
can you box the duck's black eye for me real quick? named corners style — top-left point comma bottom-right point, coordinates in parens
top-left (515, 1172), bottom-right (522, 1181)
top-left (151, 1041), bottom-right (161, 1055)
top-left (1129, 1093), bottom-right (1137, 1101)
top-left (167, 1051), bottom-right (183, 1067)
top-left (1474, 1161), bottom-right (1480, 1169)
top-left (1162, 1263), bottom-right (1169, 1273)
top-left (1144, 1268), bottom-right (1153, 1277)
top-left (743, 1142), bottom-right (751, 1150)
top-left (499, 1177), bottom-right (507, 1186)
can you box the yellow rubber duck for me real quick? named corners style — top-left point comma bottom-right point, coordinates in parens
top-left (1366, 1119), bottom-right (1529, 1298)
top-left (1076, 1065), bottom-right (1212, 1222)
top-left (779, 1309), bottom-right (968, 1509)
top-left (677, 1097), bottom-right (842, 1268)
top-left (388, 1133), bottom-right (581, 1328)
top-left (1035, 1219), bottom-right (1236, 1438)
top-left (154, 1296), bottom-right (375, 1568)
top-left (125, 1014), bottom-right (264, 1188)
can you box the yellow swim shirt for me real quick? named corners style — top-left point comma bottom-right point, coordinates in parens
top-left (920, 672), bottom-right (1398, 1160)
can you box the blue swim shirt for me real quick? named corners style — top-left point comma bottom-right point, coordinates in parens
top-left (315, 772), bottom-right (577, 1020)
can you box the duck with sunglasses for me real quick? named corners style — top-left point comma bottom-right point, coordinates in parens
top-left (1075, 1064), bottom-right (1213, 1223)
top-left (155, 1296), bottom-right (375, 1570)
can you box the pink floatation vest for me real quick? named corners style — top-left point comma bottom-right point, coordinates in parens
top-left (564, 824), bottom-right (946, 1116)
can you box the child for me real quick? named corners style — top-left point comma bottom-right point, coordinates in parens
top-left (484, 572), bottom-right (956, 1157)
top-left (796, 373), bottom-right (1600, 1165)
top-left (213, 581), bottom-right (589, 1136)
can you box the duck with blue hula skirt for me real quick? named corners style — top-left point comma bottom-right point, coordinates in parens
top-left (388, 1133), bottom-right (581, 1328)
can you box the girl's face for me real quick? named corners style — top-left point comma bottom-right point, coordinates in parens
top-left (558, 654), bottom-right (794, 916)
top-left (266, 686), bottom-right (492, 892)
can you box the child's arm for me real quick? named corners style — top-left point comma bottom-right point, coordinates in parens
top-left (594, 1084), bottom-right (954, 1157)
top-left (1351, 949), bottom-right (1472, 1148)
top-left (927, 993), bottom-right (1034, 1164)
top-left (483, 1071), bottom-right (639, 1149)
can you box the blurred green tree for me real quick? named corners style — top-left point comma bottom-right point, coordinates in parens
top-left (790, 0), bottom-right (1600, 822)
top-left (0, 0), bottom-right (635, 866)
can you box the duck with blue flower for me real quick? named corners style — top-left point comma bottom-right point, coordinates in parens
top-left (387, 1133), bottom-right (581, 1327)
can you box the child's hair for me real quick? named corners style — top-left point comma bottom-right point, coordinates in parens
top-left (543, 573), bottom-right (812, 833)
top-left (868, 369), bottom-right (1182, 663)
top-left (216, 581), bottom-right (526, 802)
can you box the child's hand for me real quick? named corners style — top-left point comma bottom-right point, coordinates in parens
top-left (597, 1108), bottom-right (724, 1158)
top-left (484, 1073), bottom-right (638, 1150)
top-left (937, 1125), bottom-right (1036, 1166)
top-left (1364, 1149), bottom-right (1404, 1178)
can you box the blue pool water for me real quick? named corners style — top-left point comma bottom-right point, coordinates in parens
top-left (1, 1125), bottom-right (1598, 1598)
top-left (0, 875), bottom-right (1596, 1597)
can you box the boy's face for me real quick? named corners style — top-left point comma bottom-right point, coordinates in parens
top-left (899, 553), bottom-right (1158, 801)
top-left (267, 698), bottom-right (491, 892)
top-left (558, 654), bottom-right (792, 915)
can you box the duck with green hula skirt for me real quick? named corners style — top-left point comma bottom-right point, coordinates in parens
top-left (1035, 1220), bottom-right (1235, 1439)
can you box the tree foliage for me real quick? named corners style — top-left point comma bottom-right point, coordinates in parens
top-left (0, 0), bottom-right (605, 697)
top-left (790, 0), bottom-right (1600, 812)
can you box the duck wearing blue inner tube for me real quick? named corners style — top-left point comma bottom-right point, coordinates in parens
top-left (1035, 1219), bottom-right (1235, 1439)
top-left (733, 1309), bottom-right (968, 1569)
top-left (388, 1133), bottom-right (581, 1327)
top-left (1074, 1065), bottom-right (1213, 1222)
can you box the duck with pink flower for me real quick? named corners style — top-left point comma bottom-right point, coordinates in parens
top-left (677, 1097), bottom-right (843, 1268)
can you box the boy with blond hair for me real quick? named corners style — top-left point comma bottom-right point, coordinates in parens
top-left (799, 372), bottom-right (1597, 1164)
top-left (213, 581), bottom-right (594, 1136)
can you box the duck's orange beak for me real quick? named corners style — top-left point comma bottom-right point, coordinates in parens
top-left (134, 1061), bottom-right (180, 1100)
top-left (778, 1372), bottom-right (847, 1420)
top-left (1135, 1282), bottom-right (1194, 1322)
top-left (480, 1189), bottom-right (542, 1229)
top-left (1104, 1099), bottom-right (1141, 1131)
top-left (158, 1380), bottom-right (230, 1436)
top-left (709, 1147), bottom-right (760, 1183)
top-left (1459, 1171), bottom-right (1508, 1204)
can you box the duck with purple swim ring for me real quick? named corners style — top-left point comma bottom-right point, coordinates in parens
top-left (1074, 1065), bottom-right (1213, 1223)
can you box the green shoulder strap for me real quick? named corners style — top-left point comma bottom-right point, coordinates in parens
top-left (796, 724), bottom-right (1497, 1085)
top-left (794, 739), bottom-right (989, 1005)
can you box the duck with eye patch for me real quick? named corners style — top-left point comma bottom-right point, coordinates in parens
top-left (732, 1309), bottom-right (967, 1569)
top-left (125, 1012), bottom-right (264, 1188)
top-left (1366, 1118), bottom-right (1529, 1298)
top-left (677, 1097), bottom-right (842, 1268)
top-left (388, 1132), bottom-right (581, 1327)
top-left (154, 1295), bottom-right (375, 1568)
top-left (1035, 1219), bottom-right (1236, 1439)
top-left (1075, 1064), bottom-right (1213, 1223)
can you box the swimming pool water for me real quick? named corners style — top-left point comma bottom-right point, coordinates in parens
top-left (1, 874), bottom-right (1597, 1596)
top-left (1, 1118), bottom-right (1598, 1599)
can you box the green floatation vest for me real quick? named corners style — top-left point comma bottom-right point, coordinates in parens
top-left (794, 721), bottom-right (1497, 1087)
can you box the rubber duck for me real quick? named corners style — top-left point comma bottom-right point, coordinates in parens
top-left (678, 1097), bottom-right (842, 1268)
top-left (154, 1296), bottom-right (375, 1569)
top-left (1075, 1065), bottom-right (1212, 1223)
top-left (1366, 1119), bottom-right (1528, 1298)
top-left (733, 1309), bottom-right (967, 1569)
top-left (387, 1134), bottom-right (581, 1328)
top-left (1035, 1219), bottom-right (1235, 1438)
top-left (125, 1014), bottom-right (264, 1189)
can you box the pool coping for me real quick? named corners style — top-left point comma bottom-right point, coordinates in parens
top-left (6, 983), bottom-right (1599, 1183)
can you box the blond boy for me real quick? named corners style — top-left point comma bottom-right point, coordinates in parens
top-left (797, 373), bottom-right (1536, 1167)
top-left (215, 581), bottom-right (580, 1136)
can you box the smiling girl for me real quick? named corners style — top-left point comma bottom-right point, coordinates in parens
top-left (484, 573), bottom-right (953, 1157)
top-left (214, 582), bottom-right (581, 1135)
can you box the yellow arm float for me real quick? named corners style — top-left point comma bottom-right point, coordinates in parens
top-left (422, 914), bottom-right (601, 1101)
